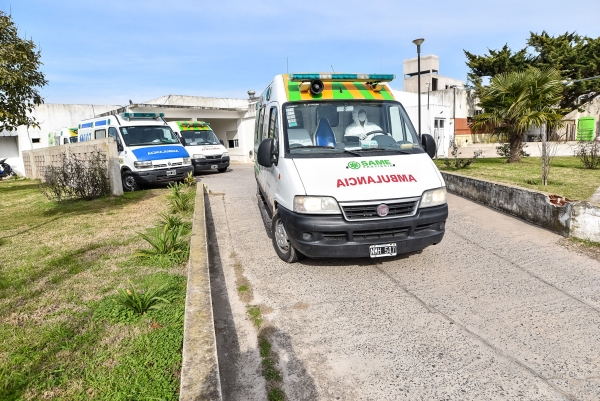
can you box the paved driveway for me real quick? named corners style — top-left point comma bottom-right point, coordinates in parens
top-left (204, 164), bottom-right (600, 401)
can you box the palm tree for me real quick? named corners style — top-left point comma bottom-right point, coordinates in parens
top-left (471, 67), bottom-right (565, 162)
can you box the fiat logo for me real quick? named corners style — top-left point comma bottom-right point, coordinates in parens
top-left (377, 204), bottom-right (389, 217)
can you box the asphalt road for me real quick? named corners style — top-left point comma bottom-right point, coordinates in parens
top-left (204, 163), bottom-right (600, 401)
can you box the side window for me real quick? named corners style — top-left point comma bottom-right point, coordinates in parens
top-left (108, 127), bottom-right (118, 139)
top-left (95, 129), bottom-right (106, 139)
top-left (268, 106), bottom-right (279, 153)
top-left (256, 107), bottom-right (265, 144)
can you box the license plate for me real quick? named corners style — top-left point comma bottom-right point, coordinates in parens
top-left (369, 243), bottom-right (397, 258)
top-left (211, 164), bottom-right (218, 170)
top-left (166, 170), bottom-right (176, 176)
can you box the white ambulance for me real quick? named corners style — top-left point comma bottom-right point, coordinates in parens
top-left (78, 112), bottom-right (192, 191)
top-left (168, 121), bottom-right (230, 173)
top-left (255, 73), bottom-right (448, 263)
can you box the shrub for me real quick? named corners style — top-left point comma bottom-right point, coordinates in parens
top-left (443, 140), bottom-right (482, 169)
top-left (115, 279), bottom-right (171, 315)
top-left (496, 142), bottom-right (530, 158)
top-left (574, 140), bottom-right (600, 169)
top-left (183, 171), bottom-right (196, 187)
top-left (136, 224), bottom-right (189, 263)
top-left (167, 182), bottom-right (194, 213)
top-left (39, 147), bottom-right (110, 201)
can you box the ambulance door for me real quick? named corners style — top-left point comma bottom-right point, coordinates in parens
top-left (256, 105), bottom-right (268, 193)
top-left (108, 126), bottom-right (124, 158)
top-left (265, 104), bottom-right (281, 211)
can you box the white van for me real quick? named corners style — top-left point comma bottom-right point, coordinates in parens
top-left (78, 113), bottom-right (193, 191)
top-left (255, 73), bottom-right (448, 263)
top-left (48, 127), bottom-right (78, 146)
top-left (168, 121), bottom-right (230, 173)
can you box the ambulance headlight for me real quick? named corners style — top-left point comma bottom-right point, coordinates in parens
top-left (134, 161), bottom-right (152, 168)
top-left (183, 157), bottom-right (191, 165)
top-left (293, 196), bottom-right (341, 214)
top-left (193, 154), bottom-right (205, 160)
top-left (420, 187), bottom-right (447, 208)
top-left (222, 151), bottom-right (229, 158)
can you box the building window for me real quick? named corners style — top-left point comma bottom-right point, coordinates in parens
top-left (32, 138), bottom-right (40, 143)
top-left (228, 139), bottom-right (239, 148)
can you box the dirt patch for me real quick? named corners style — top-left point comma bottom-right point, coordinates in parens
top-left (292, 302), bottom-right (309, 310)
top-left (559, 238), bottom-right (600, 262)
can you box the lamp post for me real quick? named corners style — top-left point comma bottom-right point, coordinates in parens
top-left (412, 38), bottom-right (424, 137)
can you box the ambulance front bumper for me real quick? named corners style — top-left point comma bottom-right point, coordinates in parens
top-left (193, 156), bottom-right (230, 171)
top-left (277, 204), bottom-right (448, 258)
top-left (131, 166), bottom-right (193, 183)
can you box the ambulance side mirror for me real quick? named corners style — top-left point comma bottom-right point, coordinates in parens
top-left (117, 142), bottom-right (124, 152)
top-left (257, 138), bottom-right (274, 167)
top-left (180, 136), bottom-right (187, 146)
top-left (421, 133), bottom-right (436, 159)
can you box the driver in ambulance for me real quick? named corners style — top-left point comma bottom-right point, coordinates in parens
top-left (344, 108), bottom-right (382, 140)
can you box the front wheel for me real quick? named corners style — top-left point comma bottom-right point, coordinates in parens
top-left (121, 171), bottom-right (139, 192)
top-left (271, 212), bottom-right (300, 263)
top-left (218, 167), bottom-right (227, 173)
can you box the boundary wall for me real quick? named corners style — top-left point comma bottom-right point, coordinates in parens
top-left (22, 138), bottom-right (122, 196)
top-left (441, 171), bottom-right (600, 242)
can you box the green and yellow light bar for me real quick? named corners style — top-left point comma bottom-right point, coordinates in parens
top-left (288, 73), bottom-right (395, 82)
top-left (176, 121), bottom-right (211, 131)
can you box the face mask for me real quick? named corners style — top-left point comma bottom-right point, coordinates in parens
top-left (358, 113), bottom-right (366, 122)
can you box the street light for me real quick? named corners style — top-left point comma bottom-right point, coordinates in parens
top-left (412, 38), bottom-right (424, 137)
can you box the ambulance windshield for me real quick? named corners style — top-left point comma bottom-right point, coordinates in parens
top-left (180, 129), bottom-right (220, 146)
top-left (282, 101), bottom-right (423, 157)
top-left (120, 126), bottom-right (179, 146)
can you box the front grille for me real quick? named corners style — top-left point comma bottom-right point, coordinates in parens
top-left (206, 155), bottom-right (222, 160)
top-left (170, 162), bottom-right (183, 166)
top-left (322, 233), bottom-right (346, 241)
top-left (353, 228), bottom-right (409, 241)
top-left (154, 164), bottom-right (167, 168)
top-left (340, 199), bottom-right (419, 221)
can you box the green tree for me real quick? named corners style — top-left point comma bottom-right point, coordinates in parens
top-left (471, 68), bottom-right (565, 163)
top-left (465, 31), bottom-right (600, 111)
top-left (0, 11), bottom-right (47, 132)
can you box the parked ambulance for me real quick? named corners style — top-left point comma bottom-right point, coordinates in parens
top-left (49, 127), bottom-right (78, 146)
top-left (78, 113), bottom-right (192, 191)
top-left (255, 73), bottom-right (448, 263)
top-left (168, 121), bottom-right (230, 173)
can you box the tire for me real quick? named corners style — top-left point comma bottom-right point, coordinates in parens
top-left (271, 212), bottom-right (300, 263)
top-left (218, 167), bottom-right (227, 173)
top-left (121, 171), bottom-right (139, 192)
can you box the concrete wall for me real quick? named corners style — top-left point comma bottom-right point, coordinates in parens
top-left (571, 202), bottom-right (600, 242)
top-left (22, 137), bottom-right (123, 196)
top-left (441, 171), bottom-right (572, 237)
top-left (7, 103), bottom-right (120, 175)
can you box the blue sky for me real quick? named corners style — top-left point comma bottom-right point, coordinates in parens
top-left (4, 0), bottom-right (600, 105)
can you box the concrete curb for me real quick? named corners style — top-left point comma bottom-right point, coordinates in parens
top-left (179, 183), bottom-right (222, 401)
top-left (441, 171), bottom-right (600, 242)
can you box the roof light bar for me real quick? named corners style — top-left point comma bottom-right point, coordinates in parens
top-left (289, 73), bottom-right (395, 82)
top-left (121, 112), bottom-right (165, 119)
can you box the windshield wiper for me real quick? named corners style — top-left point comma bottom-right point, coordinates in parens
top-left (291, 145), bottom-right (362, 156)
top-left (356, 148), bottom-right (412, 154)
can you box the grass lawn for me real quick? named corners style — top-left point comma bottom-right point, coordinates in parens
top-left (0, 179), bottom-right (193, 400)
top-left (435, 156), bottom-right (600, 201)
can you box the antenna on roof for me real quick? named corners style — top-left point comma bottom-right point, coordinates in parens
top-left (287, 57), bottom-right (288, 74)
top-left (129, 100), bottom-right (133, 105)
top-left (331, 65), bottom-right (335, 72)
